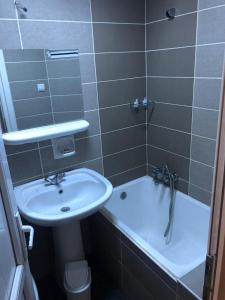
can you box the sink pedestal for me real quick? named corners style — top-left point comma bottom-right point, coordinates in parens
top-left (53, 221), bottom-right (85, 282)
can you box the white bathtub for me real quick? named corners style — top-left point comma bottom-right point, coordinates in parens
top-left (101, 176), bottom-right (210, 279)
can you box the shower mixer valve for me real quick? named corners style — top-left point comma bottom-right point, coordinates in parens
top-left (130, 97), bottom-right (153, 111)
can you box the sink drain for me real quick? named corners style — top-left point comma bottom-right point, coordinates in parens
top-left (61, 207), bottom-right (70, 212)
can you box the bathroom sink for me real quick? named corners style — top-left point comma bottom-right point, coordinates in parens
top-left (14, 168), bottom-right (113, 226)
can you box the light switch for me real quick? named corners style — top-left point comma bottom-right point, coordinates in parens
top-left (37, 83), bottom-right (46, 92)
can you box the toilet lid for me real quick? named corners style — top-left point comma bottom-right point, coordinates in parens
top-left (64, 260), bottom-right (90, 292)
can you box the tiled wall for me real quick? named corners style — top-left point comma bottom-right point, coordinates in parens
top-left (3, 49), bottom-right (84, 129)
top-left (146, 0), bottom-right (225, 205)
top-left (0, 0), bottom-right (146, 186)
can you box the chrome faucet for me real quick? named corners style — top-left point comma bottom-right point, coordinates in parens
top-left (44, 172), bottom-right (65, 186)
top-left (152, 164), bottom-right (178, 187)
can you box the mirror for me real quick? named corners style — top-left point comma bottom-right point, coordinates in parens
top-left (0, 49), bottom-right (84, 133)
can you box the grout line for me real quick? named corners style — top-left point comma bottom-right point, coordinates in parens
top-left (148, 144), bottom-right (190, 160)
top-left (103, 144), bottom-right (146, 158)
top-left (14, 5), bottom-right (23, 49)
top-left (44, 51), bottom-right (55, 123)
top-left (107, 164), bottom-right (146, 179)
top-left (147, 75), bottom-right (222, 80)
top-left (14, 93), bottom-right (83, 102)
top-left (191, 159), bottom-right (214, 169)
top-left (189, 182), bottom-right (213, 194)
top-left (145, 0), bottom-right (148, 174)
top-left (147, 45), bottom-right (195, 52)
top-left (82, 76), bottom-right (146, 85)
top-left (90, 0), bottom-right (104, 176)
top-left (150, 123), bottom-right (191, 135)
top-left (101, 123), bottom-right (146, 135)
top-left (95, 50), bottom-right (145, 55)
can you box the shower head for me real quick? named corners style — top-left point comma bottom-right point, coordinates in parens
top-left (14, 1), bottom-right (28, 13)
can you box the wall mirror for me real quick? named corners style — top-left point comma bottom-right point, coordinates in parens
top-left (0, 49), bottom-right (84, 133)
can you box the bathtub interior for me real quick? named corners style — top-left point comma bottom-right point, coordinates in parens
top-left (104, 176), bottom-right (210, 279)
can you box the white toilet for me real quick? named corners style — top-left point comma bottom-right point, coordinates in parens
top-left (64, 260), bottom-right (91, 300)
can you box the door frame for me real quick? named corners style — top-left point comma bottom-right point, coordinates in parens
top-left (206, 61), bottom-right (225, 300)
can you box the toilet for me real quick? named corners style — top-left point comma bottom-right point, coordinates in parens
top-left (64, 260), bottom-right (91, 300)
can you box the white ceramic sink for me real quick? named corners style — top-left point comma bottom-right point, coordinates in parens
top-left (14, 168), bottom-right (113, 226)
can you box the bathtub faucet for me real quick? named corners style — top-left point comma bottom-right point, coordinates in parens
top-left (152, 164), bottom-right (178, 188)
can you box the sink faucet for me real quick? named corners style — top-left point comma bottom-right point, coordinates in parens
top-left (44, 172), bottom-right (65, 187)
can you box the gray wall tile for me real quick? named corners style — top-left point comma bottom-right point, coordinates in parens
top-left (17, 113), bottom-right (53, 130)
top-left (3, 49), bottom-right (45, 62)
top-left (52, 95), bottom-right (84, 112)
top-left (54, 111), bottom-right (83, 124)
top-left (6, 61), bottom-right (47, 82)
top-left (102, 125), bottom-right (146, 156)
top-left (96, 52), bottom-right (145, 81)
top-left (148, 47), bottom-right (195, 77)
top-left (190, 160), bottom-right (214, 191)
top-left (77, 110), bottom-right (100, 138)
top-left (0, 21), bottom-right (21, 48)
top-left (148, 125), bottom-right (191, 157)
top-left (10, 80), bottom-right (50, 100)
top-left (197, 6), bottom-right (225, 44)
top-left (147, 77), bottom-right (194, 106)
top-left (195, 44), bottom-right (225, 78)
top-left (103, 146), bottom-right (146, 177)
top-left (148, 145), bottom-right (190, 181)
top-left (18, 0), bottom-right (91, 21)
top-left (198, 0), bottom-right (225, 9)
top-left (98, 78), bottom-right (146, 108)
top-left (109, 165), bottom-right (146, 187)
top-left (194, 79), bottom-right (222, 109)
top-left (82, 83), bottom-right (98, 111)
top-left (192, 108), bottom-right (219, 139)
top-left (49, 78), bottom-right (82, 95)
top-left (14, 97), bottom-right (52, 118)
top-left (150, 103), bottom-right (192, 132)
top-left (146, 0), bottom-right (197, 22)
top-left (100, 105), bottom-right (146, 133)
top-left (147, 14), bottom-right (197, 50)
top-left (79, 55), bottom-right (96, 83)
top-left (191, 135), bottom-right (216, 167)
top-left (94, 24), bottom-right (145, 52)
top-left (92, 0), bottom-right (145, 23)
top-left (189, 184), bottom-right (212, 206)
top-left (8, 150), bottom-right (42, 183)
top-left (46, 58), bottom-right (81, 78)
top-left (19, 21), bottom-right (94, 53)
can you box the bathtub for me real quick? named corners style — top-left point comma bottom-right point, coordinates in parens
top-left (101, 176), bottom-right (210, 279)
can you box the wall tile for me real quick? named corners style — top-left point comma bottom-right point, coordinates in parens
top-left (194, 79), bottom-right (222, 109)
top-left (18, 0), bottom-right (91, 21)
top-left (148, 125), bottom-right (191, 157)
top-left (146, 14), bottom-right (197, 50)
top-left (10, 80), bottom-right (50, 100)
top-left (148, 146), bottom-right (190, 180)
top-left (93, 24), bottom-right (145, 52)
top-left (3, 49), bottom-right (45, 62)
top-left (17, 113), bottom-right (53, 130)
top-left (191, 135), bottom-right (216, 167)
top-left (5, 143), bottom-right (38, 156)
top-left (147, 77), bottom-right (194, 106)
top-left (74, 110), bottom-right (100, 139)
top-left (189, 184), bottom-right (212, 206)
top-left (53, 111), bottom-right (83, 124)
top-left (19, 21), bottom-right (94, 53)
top-left (198, 0), bottom-right (225, 9)
top-left (14, 97), bottom-right (52, 118)
top-left (100, 105), bottom-right (146, 133)
top-left (197, 6), bottom-right (225, 44)
top-left (52, 95), bottom-right (83, 112)
top-left (0, 0), bottom-right (16, 18)
top-left (109, 165), bottom-right (146, 187)
top-left (40, 135), bottom-right (102, 174)
top-left (8, 150), bottom-right (42, 183)
top-left (0, 21), bottom-right (21, 48)
top-left (102, 125), bottom-right (146, 156)
top-left (46, 58), bottom-right (81, 78)
top-left (92, 0), bottom-right (145, 23)
top-left (147, 47), bottom-right (195, 77)
top-left (98, 77), bottom-right (146, 108)
top-left (96, 52), bottom-right (145, 81)
top-left (49, 77), bottom-right (82, 95)
top-left (80, 54), bottom-right (96, 83)
top-left (189, 160), bottom-right (214, 192)
top-left (150, 103), bottom-right (192, 132)
top-left (103, 146), bottom-right (146, 177)
top-left (192, 108), bottom-right (219, 139)
top-left (6, 61), bottom-right (47, 82)
top-left (195, 44), bottom-right (225, 78)
top-left (146, 0), bottom-right (197, 22)
top-left (82, 83), bottom-right (98, 111)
